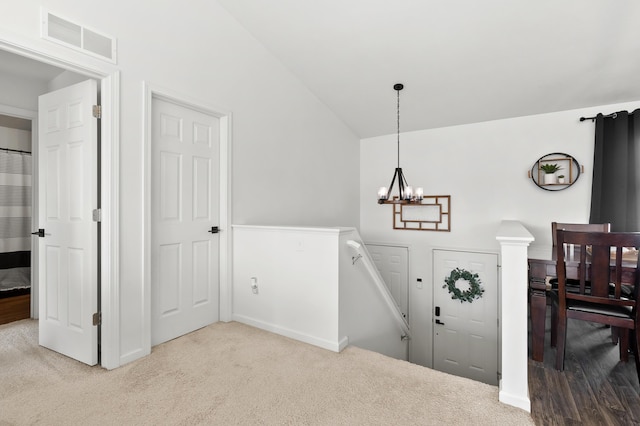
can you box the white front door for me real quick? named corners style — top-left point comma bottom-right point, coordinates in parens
top-left (37, 79), bottom-right (98, 366)
top-left (151, 98), bottom-right (220, 346)
top-left (433, 249), bottom-right (498, 385)
top-left (367, 244), bottom-right (409, 321)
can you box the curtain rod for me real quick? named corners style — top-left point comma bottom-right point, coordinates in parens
top-left (579, 112), bottom-right (618, 122)
top-left (1, 147), bottom-right (31, 155)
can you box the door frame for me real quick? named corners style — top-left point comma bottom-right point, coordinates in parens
top-left (0, 34), bottom-right (121, 369)
top-left (142, 82), bottom-right (232, 353)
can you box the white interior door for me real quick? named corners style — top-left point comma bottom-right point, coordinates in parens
top-left (433, 249), bottom-right (498, 385)
top-left (37, 79), bottom-right (98, 366)
top-left (151, 97), bottom-right (220, 346)
top-left (367, 244), bottom-right (409, 320)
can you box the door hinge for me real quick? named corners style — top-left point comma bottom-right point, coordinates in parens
top-left (92, 312), bottom-right (101, 326)
top-left (92, 104), bottom-right (102, 119)
top-left (92, 208), bottom-right (101, 222)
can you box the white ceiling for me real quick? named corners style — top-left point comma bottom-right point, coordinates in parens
top-left (217, 0), bottom-right (640, 138)
top-left (0, 49), bottom-right (64, 81)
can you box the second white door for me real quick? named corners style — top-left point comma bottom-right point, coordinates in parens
top-left (367, 244), bottom-right (409, 321)
top-left (151, 98), bottom-right (220, 346)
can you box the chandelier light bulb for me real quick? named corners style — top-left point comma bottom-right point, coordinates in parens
top-left (405, 186), bottom-right (414, 200)
top-left (415, 187), bottom-right (424, 201)
top-left (378, 187), bottom-right (388, 200)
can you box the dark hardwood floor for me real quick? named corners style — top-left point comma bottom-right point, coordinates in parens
top-left (528, 308), bottom-right (640, 425)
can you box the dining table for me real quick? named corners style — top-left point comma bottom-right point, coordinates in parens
top-left (527, 244), bottom-right (638, 362)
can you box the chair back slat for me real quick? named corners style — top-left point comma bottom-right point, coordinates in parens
top-left (579, 246), bottom-right (588, 294)
top-left (591, 243), bottom-right (612, 297)
top-left (551, 222), bottom-right (610, 246)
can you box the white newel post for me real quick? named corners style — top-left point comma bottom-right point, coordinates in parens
top-left (496, 220), bottom-right (534, 412)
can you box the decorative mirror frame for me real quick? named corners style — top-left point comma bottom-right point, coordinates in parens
top-left (529, 152), bottom-right (582, 191)
top-left (392, 195), bottom-right (451, 231)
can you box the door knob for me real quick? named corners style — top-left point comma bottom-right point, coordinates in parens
top-left (208, 226), bottom-right (220, 234)
top-left (31, 229), bottom-right (45, 238)
top-left (435, 319), bottom-right (445, 326)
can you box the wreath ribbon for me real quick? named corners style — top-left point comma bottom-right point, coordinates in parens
top-left (443, 268), bottom-right (484, 303)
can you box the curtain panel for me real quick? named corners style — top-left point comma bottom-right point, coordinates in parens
top-left (590, 109), bottom-right (640, 232)
top-left (0, 151), bottom-right (31, 265)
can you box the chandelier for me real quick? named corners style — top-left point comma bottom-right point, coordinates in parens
top-left (377, 83), bottom-right (423, 204)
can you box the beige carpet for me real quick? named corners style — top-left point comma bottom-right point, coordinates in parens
top-left (0, 319), bottom-right (533, 425)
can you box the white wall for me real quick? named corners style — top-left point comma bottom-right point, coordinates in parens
top-left (1, 0), bottom-right (360, 366)
top-left (232, 225), bottom-right (408, 359)
top-left (0, 70), bottom-right (49, 112)
top-left (0, 127), bottom-right (31, 152)
top-left (232, 225), bottom-right (342, 351)
top-left (360, 99), bottom-right (640, 367)
top-left (47, 70), bottom-right (88, 92)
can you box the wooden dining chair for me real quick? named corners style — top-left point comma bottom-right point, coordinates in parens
top-left (549, 222), bottom-right (611, 346)
top-left (551, 222), bottom-right (611, 246)
top-left (552, 230), bottom-right (640, 384)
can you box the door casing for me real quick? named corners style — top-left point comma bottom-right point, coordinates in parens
top-left (143, 82), bottom-right (232, 357)
top-left (150, 96), bottom-right (221, 345)
top-left (0, 35), bottom-right (121, 369)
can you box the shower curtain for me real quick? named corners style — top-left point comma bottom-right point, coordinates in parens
top-left (0, 151), bottom-right (31, 292)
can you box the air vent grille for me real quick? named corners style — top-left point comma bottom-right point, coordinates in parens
top-left (41, 9), bottom-right (117, 63)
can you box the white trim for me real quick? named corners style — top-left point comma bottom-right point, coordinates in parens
top-left (99, 72), bottom-right (120, 369)
top-left (233, 314), bottom-right (346, 353)
top-left (0, 37), bottom-right (120, 369)
top-left (231, 224), bottom-right (348, 234)
top-left (219, 113), bottom-right (233, 322)
top-left (496, 220), bottom-right (533, 413)
top-left (498, 391), bottom-right (531, 413)
top-left (0, 29), bottom-right (110, 79)
top-left (0, 105), bottom-right (37, 121)
top-left (142, 82), bottom-right (233, 355)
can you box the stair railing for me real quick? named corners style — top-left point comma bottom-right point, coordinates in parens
top-left (346, 239), bottom-right (411, 340)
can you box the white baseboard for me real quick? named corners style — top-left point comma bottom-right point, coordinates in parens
top-left (232, 314), bottom-right (344, 353)
top-left (498, 389), bottom-right (531, 413)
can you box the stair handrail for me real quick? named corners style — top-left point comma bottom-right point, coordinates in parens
top-left (346, 239), bottom-right (411, 340)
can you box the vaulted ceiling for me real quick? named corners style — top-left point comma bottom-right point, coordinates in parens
top-left (217, 0), bottom-right (640, 138)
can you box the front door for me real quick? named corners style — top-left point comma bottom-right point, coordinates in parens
top-left (37, 79), bottom-right (98, 366)
top-left (151, 97), bottom-right (220, 345)
top-left (433, 249), bottom-right (498, 385)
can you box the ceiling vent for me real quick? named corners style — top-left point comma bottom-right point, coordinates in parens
top-left (41, 9), bottom-right (117, 63)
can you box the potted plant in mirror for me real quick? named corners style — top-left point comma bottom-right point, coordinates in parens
top-left (558, 174), bottom-right (566, 184)
top-left (540, 163), bottom-right (562, 184)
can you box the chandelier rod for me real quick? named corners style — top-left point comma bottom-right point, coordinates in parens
top-left (395, 83), bottom-right (403, 169)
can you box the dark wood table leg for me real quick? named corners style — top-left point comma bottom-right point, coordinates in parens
top-left (529, 280), bottom-right (547, 362)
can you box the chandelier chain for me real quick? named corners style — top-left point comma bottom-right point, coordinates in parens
top-left (397, 87), bottom-right (400, 169)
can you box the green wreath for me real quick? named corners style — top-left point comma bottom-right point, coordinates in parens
top-left (443, 268), bottom-right (484, 303)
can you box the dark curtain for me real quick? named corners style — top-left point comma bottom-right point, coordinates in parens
top-left (589, 109), bottom-right (640, 231)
